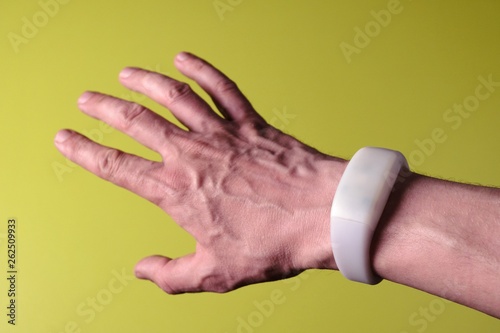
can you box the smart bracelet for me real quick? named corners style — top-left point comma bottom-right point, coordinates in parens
top-left (330, 147), bottom-right (408, 285)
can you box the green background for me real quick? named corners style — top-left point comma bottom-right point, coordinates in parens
top-left (1, 0), bottom-right (499, 332)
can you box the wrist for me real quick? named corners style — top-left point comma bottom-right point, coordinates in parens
top-left (295, 155), bottom-right (347, 271)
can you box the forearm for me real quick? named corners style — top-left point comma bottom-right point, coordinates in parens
top-left (372, 172), bottom-right (500, 318)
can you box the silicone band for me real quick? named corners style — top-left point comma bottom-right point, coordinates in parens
top-left (330, 147), bottom-right (408, 285)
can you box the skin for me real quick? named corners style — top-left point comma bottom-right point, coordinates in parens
top-left (54, 52), bottom-right (500, 318)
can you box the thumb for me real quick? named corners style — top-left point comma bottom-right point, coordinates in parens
top-left (134, 253), bottom-right (205, 294)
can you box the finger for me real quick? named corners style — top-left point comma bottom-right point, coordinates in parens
top-left (135, 254), bottom-right (200, 294)
top-left (135, 254), bottom-right (228, 294)
top-left (54, 129), bottom-right (170, 205)
top-left (77, 91), bottom-right (183, 156)
top-left (174, 52), bottom-right (266, 124)
top-left (118, 67), bottom-right (223, 133)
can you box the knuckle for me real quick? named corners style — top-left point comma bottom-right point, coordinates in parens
top-left (238, 120), bottom-right (265, 138)
top-left (197, 265), bottom-right (233, 293)
top-left (118, 102), bottom-right (147, 130)
top-left (190, 58), bottom-right (206, 72)
top-left (164, 82), bottom-right (191, 105)
top-left (97, 148), bottom-right (126, 180)
top-left (158, 278), bottom-right (177, 294)
top-left (142, 71), bottom-right (164, 90)
top-left (214, 78), bottom-right (238, 95)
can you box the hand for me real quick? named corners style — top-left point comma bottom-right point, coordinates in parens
top-left (54, 52), bottom-right (345, 294)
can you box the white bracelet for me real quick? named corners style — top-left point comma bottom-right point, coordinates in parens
top-left (330, 147), bottom-right (408, 284)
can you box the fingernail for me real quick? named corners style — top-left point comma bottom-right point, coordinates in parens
top-left (176, 52), bottom-right (191, 62)
top-left (120, 67), bottom-right (136, 79)
top-left (54, 130), bottom-right (73, 144)
top-left (78, 91), bottom-right (93, 104)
